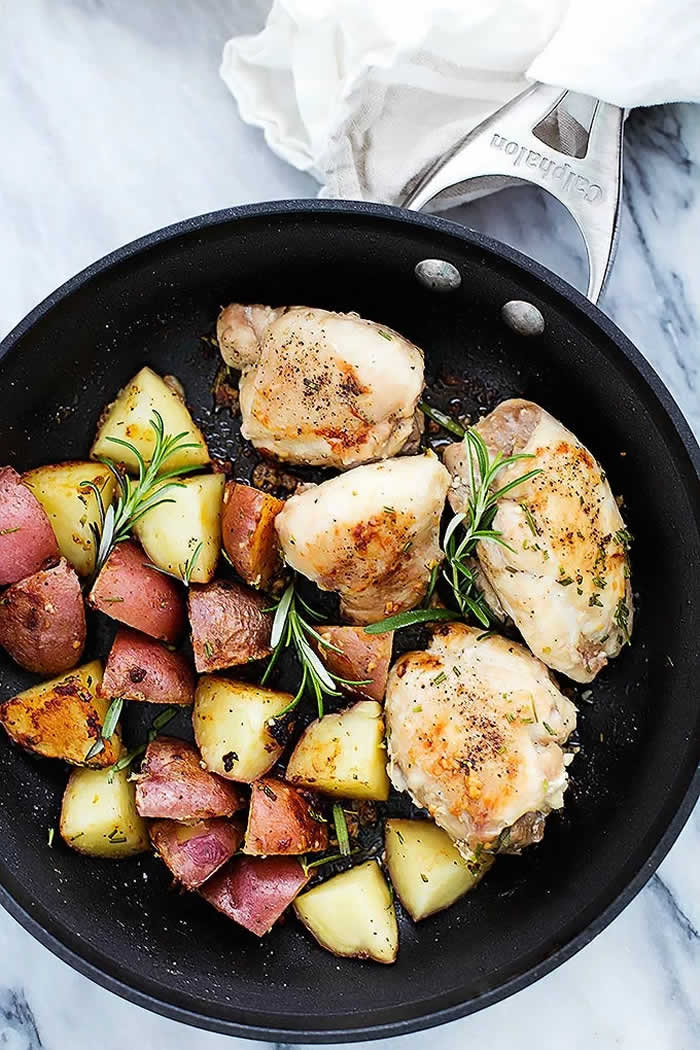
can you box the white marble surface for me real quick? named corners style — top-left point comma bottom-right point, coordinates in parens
top-left (0, 2), bottom-right (698, 1048)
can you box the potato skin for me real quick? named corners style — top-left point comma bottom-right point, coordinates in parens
top-left (89, 540), bottom-right (185, 643)
top-left (221, 482), bottom-right (284, 589)
top-left (135, 736), bottom-right (246, 820)
top-left (0, 558), bottom-right (86, 674)
top-left (150, 817), bottom-right (244, 889)
top-left (199, 855), bottom-right (310, 936)
top-left (244, 778), bottom-right (328, 856)
top-left (316, 626), bottom-right (393, 702)
top-left (0, 466), bottom-right (58, 585)
top-left (101, 628), bottom-right (194, 705)
top-left (0, 660), bottom-right (120, 766)
top-left (188, 579), bottom-right (272, 673)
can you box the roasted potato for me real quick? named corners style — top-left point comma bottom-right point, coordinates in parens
top-left (221, 482), bottom-right (284, 589)
top-left (101, 628), bottom-right (194, 705)
top-left (188, 579), bottom-right (272, 673)
top-left (150, 817), bottom-right (244, 889)
top-left (200, 855), bottom-right (309, 936)
top-left (193, 677), bottom-right (293, 782)
top-left (90, 366), bottom-right (210, 475)
top-left (22, 461), bottom-right (115, 577)
top-left (316, 626), bottom-right (393, 702)
top-left (0, 660), bottom-right (121, 766)
top-left (244, 778), bottom-right (328, 855)
top-left (0, 558), bottom-right (86, 674)
top-left (135, 736), bottom-right (246, 820)
top-left (294, 860), bottom-right (398, 963)
top-left (286, 700), bottom-right (390, 801)
top-left (89, 539), bottom-right (185, 643)
top-left (0, 466), bottom-right (58, 585)
top-left (133, 473), bottom-right (224, 585)
top-left (60, 766), bottom-right (149, 859)
top-left (384, 819), bottom-right (493, 921)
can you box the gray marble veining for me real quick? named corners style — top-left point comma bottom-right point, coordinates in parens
top-left (0, 2), bottom-right (698, 1048)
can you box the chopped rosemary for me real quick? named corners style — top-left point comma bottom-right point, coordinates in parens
top-left (542, 721), bottom-right (556, 736)
top-left (432, 671), bottom-right (447, 686)
top-left (377, 330), bottom-right (393, 341)
top-left (332, 804), bottom-right (351, 856)
top-left (614, 597), bottom-right (631, 643)
top-left (47, 826), bottom-right (55, 848)
top-left (0, 526), bottom-right (21, 536)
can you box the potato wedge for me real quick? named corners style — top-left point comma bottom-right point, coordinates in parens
top-left (90, 366), bottom-right (210, 475)
top-left (89, 539), bottom-right (185, 643)
top-left (193, 677), bottom-right (292, 782)
top-left (150, 817), bottom-right (244, 889)
top-left (101, 628), bottom-right (194, 705)
top-left (22, 461), bottom-right (115, 577)
top-left (295, 860), bottom-right (398, 963)
top-left (60, 766), bottom-right (149, 859)
top-left (316, 626), bottom-right (393, 702)
top-left (221, 482), bottom-right (284, 589)
top-left (0, 466), bottom-right (58, 585)
top-left (135, 736), bottom-right (246, 820)
top-left (133, 473), bottom-right (224, 584)
top-left (244, 778), bottom-right (328, 855)
top-left (385, 819), bottom-right (493, 921)
top-left (200, 855), bottom-right (309, 936)
top-left (0, 558), bottom-right (86, 674)
top-left (0, 660), bottom-right (120, 766)
top-left (188, 579), bottom-right (272, 672)
top-left (286, 700), bottom-right (390, 801)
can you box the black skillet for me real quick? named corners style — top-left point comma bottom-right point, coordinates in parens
top-left (0, 197), bottom-right (698, 1041)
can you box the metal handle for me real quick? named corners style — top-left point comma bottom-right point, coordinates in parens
top-left (402, 82), bottom-right (624, 303)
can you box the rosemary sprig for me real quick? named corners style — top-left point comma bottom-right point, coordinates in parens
top-left (106, 705), bottom-right (179, 782)
top-left (261, 576), bottom-right (370, 718)
top-left (84, 411), bottom-right (202, 578)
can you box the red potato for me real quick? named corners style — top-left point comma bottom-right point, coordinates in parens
top-left (150, 817), bottom-right (244, 889)
top-left (0, 558), bottom-right (86, 674)
top-left (221, 482), bottom-right (284, 589)
top-left (188, 578), bottom-right (273, 673)
top-left (244, 778), bottom-right (328, 856)
top-left (135, 736), bottom-right (246, 821)
top-left (89, 540), bottom-right (185, 643)
top-left (199, 855), bottom-right (310, 936)
top-left (316, 626), bottom-right (393, 702)
top-left (101, 628), bottom-right (194, 705)
top-left (0, 466), bottom-right (58, 585)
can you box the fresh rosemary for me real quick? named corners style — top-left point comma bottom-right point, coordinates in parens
top-left (83, 411), bottom-right (202, 578)
top-left (106, 705), bottom-right (179, 782)
top-left (332, 803), bottom-right (351, 857)
top-left (144, 540), bottom-right (203, 587)
top-left (84, 696), bottom-right (123, 762)
top-left (261, 576), bottom-right (370, 718)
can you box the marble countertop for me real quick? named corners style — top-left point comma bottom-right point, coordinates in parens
top-left (0, 2), bottom-right (697, 1048)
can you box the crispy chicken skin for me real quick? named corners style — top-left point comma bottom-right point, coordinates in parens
top-left (444, 399), bottom-right (633, 683)
top-left (385, 623), bottom-right (577, 855)
top-left (216, 304), bottom-right (424, 469)
top-left (275, 453), bottom-right (450, 624)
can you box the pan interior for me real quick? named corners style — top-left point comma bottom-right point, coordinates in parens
top-left (0, 205), bottom-right (698, 1039)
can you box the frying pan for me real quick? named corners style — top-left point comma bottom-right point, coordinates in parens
top-left (0, 89), bottom-right (699, 1043)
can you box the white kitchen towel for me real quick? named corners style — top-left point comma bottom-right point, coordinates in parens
top-left (221, 0), bottom-right (700, 205)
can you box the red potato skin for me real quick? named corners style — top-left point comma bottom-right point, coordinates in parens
top-left (0, 558), bottom-right (86, 674)
top-left (199, 855), bottom-right (310, 936)
top-left (316, 626), bottom-right (393, 702)
top-left (88, 540), bottom-right (185, 643)
top-left (245, 778), bottom-right (328, 855)
top-left (135, 736), bottom-right (246, 820)
top-left (221, 482), bottom-right (284, 589)
top-left (150, 817), bottom-right (244, 889)
top-left (188, 579), bottom-right (273, 673)
top-left (0, 467), bottom-right (58, 586)
top-left (101, 628), bottom-right (194, 705)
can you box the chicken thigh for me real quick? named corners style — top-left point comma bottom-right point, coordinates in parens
top-left (444, 399), bottom-right (633, 683)
top-left (385, 622), bottom-right (577, 855)
top-left (275, 453), bottom-right (450, 624)
top-left (216, 304), bottom-right (424, 469)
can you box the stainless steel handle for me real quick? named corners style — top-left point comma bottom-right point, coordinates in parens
top-left (402, 82), bottom-right (624, 303)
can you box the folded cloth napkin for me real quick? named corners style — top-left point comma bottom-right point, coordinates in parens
top-left (221, 0), bottom-right (700, 205)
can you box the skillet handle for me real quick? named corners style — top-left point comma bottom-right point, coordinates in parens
top-left (401, 82), bottom-right (623, 304)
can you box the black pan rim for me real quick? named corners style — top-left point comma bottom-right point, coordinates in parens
top-left (0, 198), bottom-right (698, 1042)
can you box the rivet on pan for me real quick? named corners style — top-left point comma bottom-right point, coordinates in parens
top-left (414, 259), bottom-right (462, 292)
top-left (501, 300), bottom-right (545, 336)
